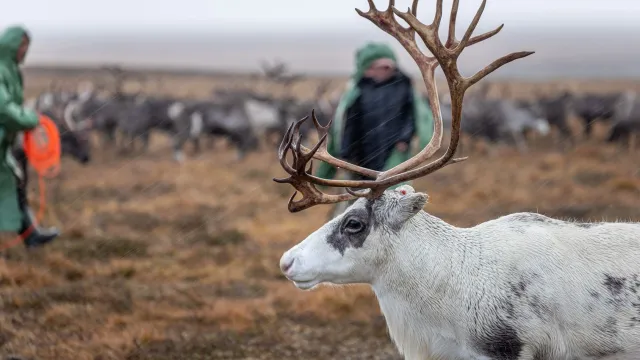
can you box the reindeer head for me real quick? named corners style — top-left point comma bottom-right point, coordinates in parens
top-left (60, 128), bottom-right (91, 165)
top-left (280, 184), bottom-right (429, 289)
top-left (57, 102), bottom-right (92, 165)
top-left (276, 0), bottom-right (533, 290)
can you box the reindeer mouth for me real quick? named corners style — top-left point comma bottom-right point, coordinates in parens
top-left (293, 279), bottom-right (321, 290)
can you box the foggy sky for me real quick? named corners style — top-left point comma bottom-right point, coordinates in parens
top-left (5, 0), bottom-right (640, 33)
top-left (4, 0), bottom-right (640, 78)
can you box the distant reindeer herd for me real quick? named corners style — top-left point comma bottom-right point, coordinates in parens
top-left (24, 61), bottom-right (639, 167)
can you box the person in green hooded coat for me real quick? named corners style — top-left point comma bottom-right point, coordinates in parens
top-left (0, 25), bottom-right (59, 247)
top-left (314, 42), bottom-right (435, 218)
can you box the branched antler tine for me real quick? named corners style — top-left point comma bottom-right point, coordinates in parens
top-left (309, 109), bottom-right (331, 148)
top-left (284, 176), bottom-right (361, 213)
top-left (291, 116), bottom-right (307, 148)
top-left (373, 152), bottom-right (469, 189)
top-left (391, 9), bottom-right (438, 62)
top-left (302, 133), bottom-right (328, 164)
top-left (356, 2), bottom-right (420, 59)
top-left (386, 0), bottom-right (396, 11)
top-left (292, 129), bottom-right (305, 170)
top-left (432, 0), bottom-right (443, 29)
top-left (467, 24), bottom-right (504, 46)
top-left (278, 121), bottom-right (295, 160)
top-left (313, 108), bottom-right (331, 131)
top-left (276, 124), bottom-right (297, 175)
top-left (273, 176), bottom-right (293, 184)
top-left (446, 0), bottom-right (460, 47)
top-left (465, 51), bottom-right (535, 89)
top-left (288, 190), bottom-right (358, 213)
top-left (454, 0), bottom-right (487, 54)
top-left (411, 0), bottom-right (419, 15)
top-left (451, 156), bottom-right (468, 164)
top-left (306, 160), bottom-right (313, 175)
top-left (286, 191), bottom-right (299, 207)
top-left (290, 116), bottom-right (313, 168)
top-left (360, 0), bottom-right (376, 13)
top-left (292, 109), bottom-right (380, 179)
top-left (346, 187), bottom-right (372, 198)
top-left (296, 110), bottom-right (327, 159)
top-left (278, 148), bottom-right (296, 176)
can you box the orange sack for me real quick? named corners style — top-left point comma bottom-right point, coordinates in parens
top-left (1, 114), bottom-right (61, 250)
top-left (23, 114), bottom-right (62, 178)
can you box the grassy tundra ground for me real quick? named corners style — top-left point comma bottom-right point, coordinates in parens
top-left (0, 67), bottom-right (638, 359)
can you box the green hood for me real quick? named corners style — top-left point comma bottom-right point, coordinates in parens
top-left (0, 26), bottom-right (29, 63)
top-left (352, 42), bottom-right (397, 82)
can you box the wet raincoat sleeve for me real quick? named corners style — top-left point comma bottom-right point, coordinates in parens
top-left (0, 79), bottom-right (39, 131)
top-left (339, 98), bottom-right (360, 162)
top-left (397, 89), bottom-right (417, 146)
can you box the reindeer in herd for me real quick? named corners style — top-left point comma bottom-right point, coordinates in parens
top-left (27, 62), bottom-right (338, 163)
top-left (27, 52), bottom-right (640, 167)
top-left (276, 1), bottom-right (640, 360)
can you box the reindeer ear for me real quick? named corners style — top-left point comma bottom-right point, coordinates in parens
top-left (390, 185), bottom-right (428, 225)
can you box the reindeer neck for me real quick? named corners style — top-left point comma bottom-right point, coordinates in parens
top-left (370, 211), bottom-right (477, 347)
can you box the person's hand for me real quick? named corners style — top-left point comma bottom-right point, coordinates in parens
top-left (395, 142), bottom-right (409, 152)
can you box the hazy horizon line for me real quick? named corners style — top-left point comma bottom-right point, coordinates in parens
top-left (23, 63), bottom-right (640, 82)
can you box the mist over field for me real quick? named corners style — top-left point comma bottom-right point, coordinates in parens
top-left (23, 25), bottom-right (639, 80)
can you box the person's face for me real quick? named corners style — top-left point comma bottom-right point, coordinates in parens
top-left (16, 35), bottom-right (30, 64)
top-left (364, 58), bottom-right (396, 83)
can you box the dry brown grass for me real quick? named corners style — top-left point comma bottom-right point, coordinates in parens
top-left (0, 69), bottom-right (638, 359)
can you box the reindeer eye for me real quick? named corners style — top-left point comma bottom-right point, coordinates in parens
top-left (344, 218), bottom-right (364, 234)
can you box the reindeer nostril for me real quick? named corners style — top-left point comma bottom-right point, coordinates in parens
top-left (281, 258), bottom-right (295, 273)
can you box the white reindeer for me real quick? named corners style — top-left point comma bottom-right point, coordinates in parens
top-left (273, 1), bottom-right (640, 359)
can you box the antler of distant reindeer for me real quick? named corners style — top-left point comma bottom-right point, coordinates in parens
top-left (260, 59), bottom-right (305, 91)
top-left (99, 64), bottom-right (147, 96)
top-left (274, 0), bottom-right (534, 212)
top-left (260, 59), bottom-right (288, 79)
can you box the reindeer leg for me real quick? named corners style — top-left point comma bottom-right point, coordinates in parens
top-left (102, 127), bottom-right (115, 148)
top-left (553, 122), bottom-right (572, 152)
top-left (629, 132), bottom-right (637, 153)
top-left (119, 131), bottom-right (133, 155)
top-left (172, 133), bottom-right (186, 163)
top-left (128, 134), bottom-right (136, 154)
top-left (207, 136), bottom-right (216, 149)
top-left (192, 137), bottom-right (201, 155)
top-left (227, 133), bottom-right (246, 161)
top-left (141, 132), bottom-right (151, 153)
top-left (512, 130), bottom-right (529, 154)
top-left (582, 116), bottom-right (595, 139)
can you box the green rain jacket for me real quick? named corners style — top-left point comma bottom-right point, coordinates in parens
top-left (315, 42), bottom-right (435, 189)
top-left (0, 26), bottom-right (39, 232)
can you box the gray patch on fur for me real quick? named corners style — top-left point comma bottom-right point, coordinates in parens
top-left (604, 274), bottom-right (627, 296)
top-left (473, 317), bottom-right (523, 360)
top-left (326, 201), bottom-right (374, 255)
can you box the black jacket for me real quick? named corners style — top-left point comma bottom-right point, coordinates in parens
top-left (340, 70), bottom-right (415, 172)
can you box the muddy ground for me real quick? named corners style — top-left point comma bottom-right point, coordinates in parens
top-left (0, 70), bottom-right (638, 359)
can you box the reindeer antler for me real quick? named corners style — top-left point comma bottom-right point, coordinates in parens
top-left (274, 0), bottom-right (534, 212)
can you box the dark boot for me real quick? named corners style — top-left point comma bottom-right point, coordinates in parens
top-left (13, 148), bottom-right (59, 248)
top-left (19, 206), bottom-right (59, 248)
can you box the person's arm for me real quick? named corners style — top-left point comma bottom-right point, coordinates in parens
top-left (396, 85), bottom-right (416, 148)
top-left (0, 79), bottom-right (40, 132)
top-left (340, 100), bottom-right (361, 161)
